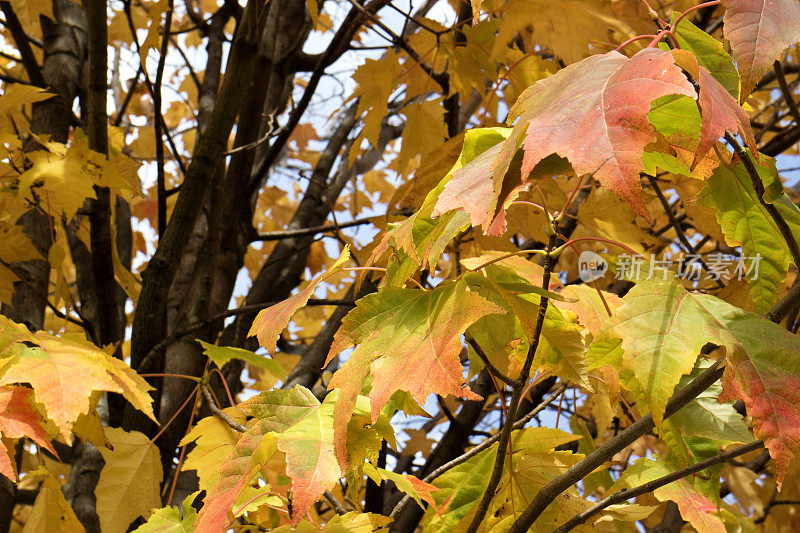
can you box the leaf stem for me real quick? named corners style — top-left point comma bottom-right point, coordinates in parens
top-left (670, 0), bottom-right (721, 31)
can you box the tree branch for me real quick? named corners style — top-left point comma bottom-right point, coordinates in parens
top-left (554, 440), bottom-right (764, 532)
top-left (466, 232), bottom-right (558, 533)
top-left (506, 357), bottom-right (727, 532)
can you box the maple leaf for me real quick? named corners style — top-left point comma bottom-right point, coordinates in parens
top-left (671, 49), bottom-right (756, 164)
top-left (198, 340), bottom-right (286, 380)
top-left (493, 0), bottom-right (639, 64)
top-left (669, 362), bottom-right (753, 444)
top-left (181, 406), bottom-right (247, 492)
top-left (196, 387), bottom-right (390, 528)
top-left (722, 0), bottom-right (800, 98)
top-left (456, 427), bottom-right (591, 531)
top-left (271, 512), bottom-right (392, 532)
top-left (132, 494), bottom-right (198, 532)
top-left (616, 457), bottom-right (725, 532)
top-left (494, 49), bottom-right (696, 220)
top-left (326, 280), bottom-right (503, 467)
top-left (363, 463), bottom-right (440, 509)
top-left (96, 428), bottom-right (163, 533)
top-left (0, 386), bottom-right (55, 459)
top-left (349, 49), bottom-right (401, 160)
top-left (249, 246), bottom-right (350, 354)
top-left (670, 12), bottom-right (740, 99)
top-left (23, 470), bottom-right (84, 533)
top-left (0, 317), bottom-right (155, 442)
top-left (719, 339), bottom-right (800, 489)
top-left (697, 156), bottom-right (800, 313)
top-left (603, 276), bottom-right (800, 487)
top-left (598, 277), bottom-right (731, 429)
top-left (431, 127), bottom-right (513, 234)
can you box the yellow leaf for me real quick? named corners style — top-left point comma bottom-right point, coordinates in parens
top-left (352, 50), bottom-right (402, 149)
top-left (139, 0), bottom-right (169, 68)
top-left (22, 473), bottom-right (83, 533)
top-left (96, 428), bottom-right (163, 533)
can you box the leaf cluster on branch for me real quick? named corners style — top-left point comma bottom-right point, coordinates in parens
top-left (1, 0), bottom-right (800, 531)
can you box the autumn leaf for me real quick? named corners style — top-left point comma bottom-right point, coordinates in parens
top-left (326, 280), bottom-right (503, 467)
top-left (132, 493), bottom-right (198, 532)
top-left (0, 386), bottom-right (55, 458)
top-left (363, 463), bottom-right (440, 509)
top-left (719, 338), bottom-right (800, 488)
top-left (493, 0), bottom-right (639, 64)
top-left (0, 317), bottom-right (155, 442)
top-left (198, 340), bottom-right (286, 380)
top-left (599, 276), bottom-right (729, 429)
top-left (616, 457), bottom-right (725, 532)
top-left (181, 406), bottom-right (246, 492)
top-left (697, 156), bottom-right (800, 313)
top-left (249, 245), bottom-right (350, 354)
top-left (96, 428), bottom-right (163, 533)
top-left (350, 49), bottom-right (402, 160)
top-left (604, 276), bottom-right (800, 487)
top-left (495, 49), bottom-right (696, 220)
top-left (722, 0), bottom-right (800, 98)
top-left (271, 512), bottom-right (392, 532)
top-left (23, 470), bottom-right (83, 533)
top-left (669, 361), bottom-right (753, 445)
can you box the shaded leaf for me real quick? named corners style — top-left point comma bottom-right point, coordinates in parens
top-left (96, 428), bottom-right (163, 533)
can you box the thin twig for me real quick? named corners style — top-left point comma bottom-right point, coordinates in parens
top-left (774, 61), bottom-right (800, 126)
top-left (466, 232), bottom-right (558, 533)
top-left (389, 383), bottom-right (567, 519)
top-left (647, 175), bottom-right (725, 288)
top-left (200, 383), bottom-right (248, 432)
top-left (254, 211), bottom-right (410, 242)
top-left (554, 440), bottom-right (764, 532)
top-left (725, 132), bottom-right (800, 270)
top-left (323, 491), bottom-right (348, 515)
top-left (466, 337), bottom-right (516, 386)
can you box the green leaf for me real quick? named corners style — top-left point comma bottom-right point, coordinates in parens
top-left (669, 361), bottom-right (753, 444)
top-left (669, 12), bottom-right (740, 99)
top-left (697, 157), bottom-right (800, 313)
top-left (599, 277), bottom-right (728, 429)
top-left (197, 340), bottom-right (286, 380)
top-left (132, 494), bottom-right (198, 532)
